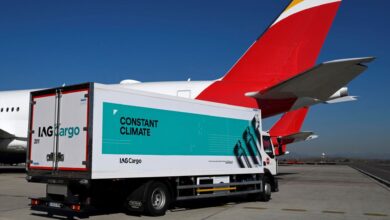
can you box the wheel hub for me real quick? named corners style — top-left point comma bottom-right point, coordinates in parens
top-left (151, 188), bottom-right (166, 210)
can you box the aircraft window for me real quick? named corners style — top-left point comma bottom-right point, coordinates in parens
top-left (0, 108), bottom-right (3, 112)
top-left (16, 107), bottom-right (20, 112)
top-left (262, 136), bottom-right (275, 158)
top-left (11, 107), bottom-right (14, 112)
top-left (6, 107), bottom-right (9, 112)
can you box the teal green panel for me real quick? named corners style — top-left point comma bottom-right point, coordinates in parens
top-left (102, 102), bottom-right (258, 156)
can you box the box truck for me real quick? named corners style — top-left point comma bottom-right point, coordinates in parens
top-left (26, 83), bottom-right (278, 217)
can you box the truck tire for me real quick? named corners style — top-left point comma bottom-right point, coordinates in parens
top-left (144, 181), bottom-right (171, 216)
top-left (259, 176), bottom-right (271, 202)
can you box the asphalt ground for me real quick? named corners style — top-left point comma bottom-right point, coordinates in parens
top-left (350, 162), bottom-right (390, 186)
top-left (0, 165), bottom-right (389, 220)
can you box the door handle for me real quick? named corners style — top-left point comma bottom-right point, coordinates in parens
top-left (56, 152), bottom-right (64, 162)
top-left (46, 153), bottom-right (54, 161)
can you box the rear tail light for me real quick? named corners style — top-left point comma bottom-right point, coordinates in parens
top-left (31, 199), bottom-right (40, 206)
top-left (71, 204), bottom-right (81, 212)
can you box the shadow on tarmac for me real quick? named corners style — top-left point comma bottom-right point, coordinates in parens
top-left (172, 197), bottom-right (244, 211)
top-left (31, 213), bottom-right (70, 220)
top-left (30, 196), bottom-right (261, 219)
top-left (276, 172), bottom-right (297, 176)
top-left (0, 166), bottom-right (25, 173)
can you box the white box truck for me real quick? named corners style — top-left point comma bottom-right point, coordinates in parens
top-left (26, 83), bottom-right (278, 217)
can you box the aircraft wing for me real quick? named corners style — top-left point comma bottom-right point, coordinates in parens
top-left (0, 128), bottom-right (15, 139)
top-left (246, 57), bottom-right (375, 107)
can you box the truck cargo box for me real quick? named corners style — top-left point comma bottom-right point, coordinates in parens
top-left (27, 83), bottom-right (264, 180)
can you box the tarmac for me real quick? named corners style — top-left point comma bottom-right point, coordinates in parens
top-left (0, 165), bottom-right (389, 220)
top-left (350, 162), bottom-right (390, 187)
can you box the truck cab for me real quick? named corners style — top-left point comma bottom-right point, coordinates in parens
top-left (250, 131), bottom-right (278, 197)
top-left (261, 132), bottom-right (278, 176)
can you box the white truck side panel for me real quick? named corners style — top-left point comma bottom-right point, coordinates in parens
top-left (91, 84), bottom-right (264, 179)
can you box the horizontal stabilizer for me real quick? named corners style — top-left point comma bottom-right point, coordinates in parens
top-left (325, 95), bottom-right (357, 104)
top-left (246, 57), bottom-right (374, 109)
top-left (278, 131), bottom-right (318, 145)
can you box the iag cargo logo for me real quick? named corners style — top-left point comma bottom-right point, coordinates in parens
top-left (38, 126), bottom-right (81, 138)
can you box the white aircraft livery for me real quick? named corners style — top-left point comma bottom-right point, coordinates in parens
top-left (0, 0), bottom-right (373, 164)
top-left (0, 90), bottom-right (30, 164)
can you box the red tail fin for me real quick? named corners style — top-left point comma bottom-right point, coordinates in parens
top-left (223, 0), bottom-right (341, 82)
top-left (196, 0), bottom-right (342, 117)
top-left (269, 107), bottom-right (309, 137)
top-left (269, 107), bottom-right (309, 156)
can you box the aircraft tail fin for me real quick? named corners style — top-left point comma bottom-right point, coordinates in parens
top-left (269, 107), bottom-right (317, 155)
top-left (270, 107), bottom-right (309, 137)
top-left (196, 0), bottom-right (343, 115)
top-left (222, 0), bottom-right (342, 83)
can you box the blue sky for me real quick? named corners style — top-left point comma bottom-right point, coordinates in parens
top-left (0, 0), bottom-right (389, 158)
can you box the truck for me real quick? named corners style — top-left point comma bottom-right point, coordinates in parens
top-left (26, 82), bottom-right (278, 217)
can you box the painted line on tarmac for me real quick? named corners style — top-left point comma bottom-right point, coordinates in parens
top-left (281, 208), bottom-right (307, 212)
top-left (364, 212), bottom-right (388, 217)
top-left (243, 207), bottom-right (267, 210)
top-left (350, 166), bottom-right (390, 188)
top-left (0, 194), bottom-right (27, 198)
top-left (243, 207), bottom-right (389, 217)
top-left (322, 210), bottom-right (345, 214)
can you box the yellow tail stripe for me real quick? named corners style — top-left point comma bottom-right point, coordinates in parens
top-left (285, 0), bottom-right (304, 12)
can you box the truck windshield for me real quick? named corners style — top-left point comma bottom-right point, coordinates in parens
top-left (262, 136), bottom-right (274, 158)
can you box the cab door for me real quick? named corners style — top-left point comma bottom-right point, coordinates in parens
top-left (261, 135), bottom-right (278, 175)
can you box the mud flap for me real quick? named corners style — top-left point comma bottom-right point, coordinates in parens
top-left (124, 181), bottom-right (152, 213)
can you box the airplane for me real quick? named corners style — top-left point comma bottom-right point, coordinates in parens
top-left (0, 90), bottom-right (30, 164)
top-left (0, 0), bottom-right (374, 164)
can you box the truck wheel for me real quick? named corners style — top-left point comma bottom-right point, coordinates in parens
top-left (144, 181), bottom-right (170, 216)
top-left (259, 176), bottom-right (271, 202)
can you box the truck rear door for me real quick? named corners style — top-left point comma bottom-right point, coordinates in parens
top-left (28, 84), bottom-right (90, 171)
